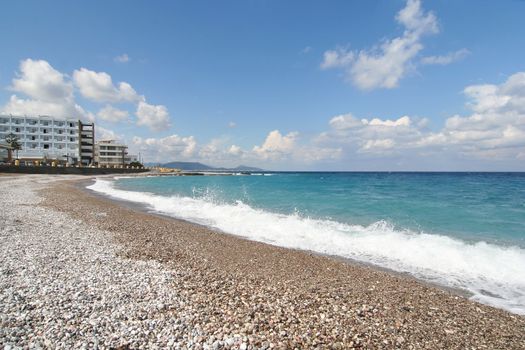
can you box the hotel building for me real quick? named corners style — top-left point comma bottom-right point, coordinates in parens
top-left (95, 140), bottom-right (137, 167)
top-left (0, 115), bottom-right (95, 165)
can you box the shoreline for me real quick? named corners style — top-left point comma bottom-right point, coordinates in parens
top-left (79, 176), bottom-right (473, 300)
top-left (2, 174), bottom-right (524, 348)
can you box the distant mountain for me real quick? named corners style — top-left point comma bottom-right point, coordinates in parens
top-left (149, 161), bottom-right (265, 172)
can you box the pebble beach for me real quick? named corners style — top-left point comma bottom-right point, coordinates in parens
top-left (1, 174), bottom-right (524, 349)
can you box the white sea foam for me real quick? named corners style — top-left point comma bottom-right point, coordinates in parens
top-left (88, 179), bottom-right (525, 315)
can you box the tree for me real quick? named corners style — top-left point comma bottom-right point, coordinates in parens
top-left (5, 133), bottom-right (22, 159)
top-left (129, 161), bottom-right (143, 168)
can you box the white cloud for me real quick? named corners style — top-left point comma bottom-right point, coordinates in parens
top-left (73, 68), bottom-right (142, 103)
top-left (323, 113), bottom-right (427, 154)
top-left (252, 130), bottom-right (299, 160)
top-left (2, 95), bottom-right (94, 121)
top-left (1, 59), bottom-right (92, 120)
top-left (10, 59), bottom-right (73, 101)
top-left (97, 105), bottom-right (129, 123)
top-left (320, 48), bottom-right (354, 70)
top-left (228, 145), bottom-right (242, 156)
top-left (329, 113), bottom-right (363, 130)
top-left (421, 48), bottom-right (470, 65)
top-left (132, 134), bottom-right (196, 162)
top-left (329, 114), bottom-right (412, 130)
top-left (321, 72), bottom-right (525, 160)
top-left (321, 0), bottom-right (439, 90)
top-left (96, 125), bottom-right (121, 141)
top-left (136, 101), bottom-right (171, 132)
top-left (361, 139), bottom-right (396, 152)
top-left (228, 121), bottom-right (237, 128)
top-left (114, 54), bottom-right (130, 63)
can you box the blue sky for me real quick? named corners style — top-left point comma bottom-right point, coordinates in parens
top-left (1, 0), bottom-right (525, 170)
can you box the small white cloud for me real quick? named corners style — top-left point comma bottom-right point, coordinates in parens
top-left (96, 126), bottom-right (120, 141)
top-left (361, 139), bottom-right (396, 152)
top-left (320, 47), bottom-right (354, 70)
top-left (228, 121), bottom-right (236, 128)
top-left (329, 113), bottom-right (362, 130)
top-left (136, 101), bottom-right (170, 132)
top-left (114, 54), bottom-right (130, 63)
top-left (97, 105), bottom-right (129, 123)
top-left (73, 68), bottom-right (142, 103)
top-left (228, 145), bottom-right (242, 156)
top-left (421, 48), bottom-right (470, 65)
top-left (252, 130), bottom-right (299, 160)
top-left (301, 46), bottom-right (312, 54)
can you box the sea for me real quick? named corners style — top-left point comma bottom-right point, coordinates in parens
top-left (87, 172), bottom-right (525, 315)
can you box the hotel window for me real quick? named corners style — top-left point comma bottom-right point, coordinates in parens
top-left (43, 129), bottom-right (48, 134)
top-left (31, 144), bottom-right (37, 149)
top-left (43, 144), bottom-right (49, 149)
top-left (69, 122), bottom-right (74, 127)
top-left (70, 137), bottom-right (74, 142)
top-left (31, 136), bottom-right (36, 140)
top-left (58, 130), bottom-right (63, 134)
top-left (15, 127), bottom-right (20, 132)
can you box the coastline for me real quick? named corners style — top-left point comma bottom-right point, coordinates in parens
top-left (78, 176), bottom-right (473, 300)
top-left (1, 174), bottom-right (524, 348)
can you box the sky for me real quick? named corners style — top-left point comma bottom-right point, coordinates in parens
top-left (1, 0), bottom-right (525, 171)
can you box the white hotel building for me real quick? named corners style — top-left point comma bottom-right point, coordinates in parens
top-left (0, 115), bottom-right (95, 165)
top-left (95, 140), bottom-right (137, 167)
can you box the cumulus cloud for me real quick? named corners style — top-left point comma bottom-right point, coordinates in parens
top-left (136, 101), bottom-right (170, 132)
top-left (96, 125), bottom-right (121, 141)
top-left (73, 68), bottom-right (141, 103)
top-left (249, 130), bottom-right (342, 164)
top-left (1, 59), bottom-right (93, 120)
top-left (321, 72), bottom-right (525, 160)
top-left (321, 0), bottom-right (441, 90)
top-left (421, 48), bottom-right (470, 65)
top-left (228, 145), bottom-right (242, 156)
top-left (132, 134), bottom-right (197, 162)
top-left (114, 54), bottom-right (130, 63)
top-left (325, 114), bottom-right (424, 153)
top-left (252, 130), bottom-right (299, 160)
top-left (10, 59), bottom-right (73, 101)
top-left (97, 105), bottom-right (129, 123)
top-left (1, 58), bottom-right (172, 132)
top-left (2, 95), bottom-right (94, 121)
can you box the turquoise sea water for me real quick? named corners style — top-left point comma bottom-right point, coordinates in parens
top-left (88, 172), bottom-right (525, 314)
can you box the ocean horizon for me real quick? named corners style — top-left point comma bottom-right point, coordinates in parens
top-left (88, 171), bottom-right (525, 315)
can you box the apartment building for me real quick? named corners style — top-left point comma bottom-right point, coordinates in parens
top-left (95, 140), bottom-right (137, 167)
top-left (0, 115), bottom-right (94, 165)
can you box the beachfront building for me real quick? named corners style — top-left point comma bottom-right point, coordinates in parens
top-left (94, 140), bottom-right (137, 167)
top-left (0, 114), bottom-right (95, 165)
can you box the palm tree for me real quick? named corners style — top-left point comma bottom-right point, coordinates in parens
top-left (5, 133), bottom-right (22, 160)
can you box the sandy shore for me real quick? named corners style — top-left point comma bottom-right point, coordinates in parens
top-left (1, 175), bottom-right (524, 349)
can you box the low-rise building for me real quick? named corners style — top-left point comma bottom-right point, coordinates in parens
top-left (95, 140), bottom-right (136, 167)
